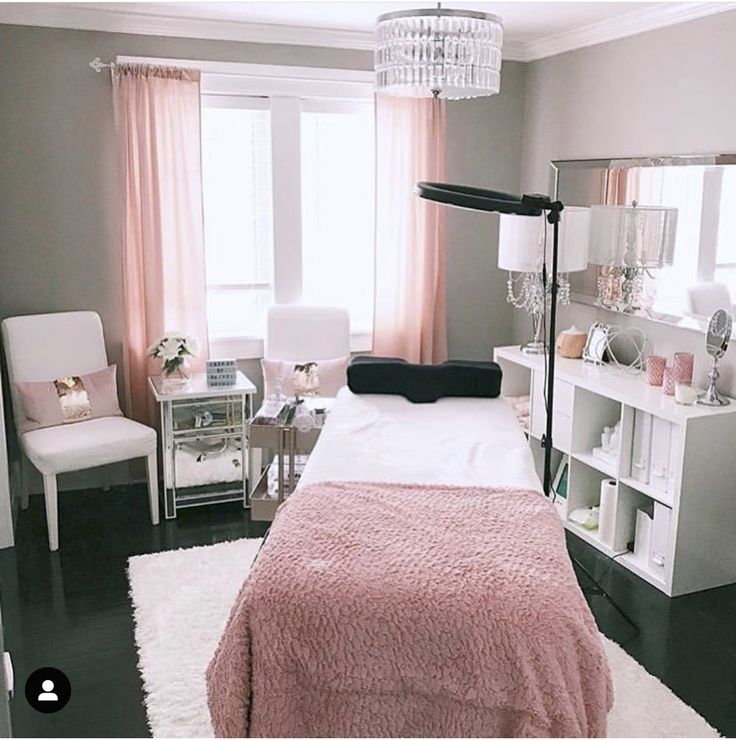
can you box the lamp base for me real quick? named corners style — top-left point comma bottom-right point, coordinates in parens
top-left (521, 341), bottom-right (546, 355)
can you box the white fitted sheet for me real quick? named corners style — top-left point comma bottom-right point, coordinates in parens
top-left (299, 388), bottom-right (542, 492)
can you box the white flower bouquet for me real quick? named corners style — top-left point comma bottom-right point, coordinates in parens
top-left (148, 333), bottom-right (199, 384)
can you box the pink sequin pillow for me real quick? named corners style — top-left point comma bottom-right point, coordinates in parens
top-left (16, 365), bottom-right (123, 433)
top-left (261, 357), bottom-right (348, 398)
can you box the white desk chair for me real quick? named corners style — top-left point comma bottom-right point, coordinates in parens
top-left (1, 311), bottom-right (159, 551)
top-left (686, 282), bottom-right (733, 318)
top-left (265, 305), bottom-right (350, 361)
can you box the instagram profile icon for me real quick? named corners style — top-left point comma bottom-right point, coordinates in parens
top-left (25, 667), bottom-right (71, 713)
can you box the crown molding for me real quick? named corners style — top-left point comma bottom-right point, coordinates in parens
top-left (518, 2), bottom-right (736, 62)
top-left (0, 2), bottom-right (735, 62)
top-left (501, 40), bottom-right (526, 63)
top-left (0, 3), bottom-right (376, 51)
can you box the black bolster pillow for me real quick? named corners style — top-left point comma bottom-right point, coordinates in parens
top-left (347, 356), bottom-right (503, 403)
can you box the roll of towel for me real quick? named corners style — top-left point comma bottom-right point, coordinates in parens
top-left (598, 479), bottom-right (617, 547)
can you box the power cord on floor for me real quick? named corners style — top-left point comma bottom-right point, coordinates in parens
top-left (573, 547), bottom-right (639, 634)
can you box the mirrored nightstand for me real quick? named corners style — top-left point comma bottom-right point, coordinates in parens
top-left (148, 371), bottom-right (257, 519)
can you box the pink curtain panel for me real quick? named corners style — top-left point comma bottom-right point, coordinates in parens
top-left (373, 96), bottom-right (448, 364)
top-left (112, 64), bottom-right (209, 423)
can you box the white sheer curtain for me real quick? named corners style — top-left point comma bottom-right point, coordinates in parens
top-left (373, 96), bottom-right (447, 364)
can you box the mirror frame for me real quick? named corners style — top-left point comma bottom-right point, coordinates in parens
top-left (550, 154), bottom-right (736, 337)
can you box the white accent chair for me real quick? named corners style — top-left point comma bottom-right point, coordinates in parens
top-left (265, 305), bottom-right (350, 362)
top-left (686, 282), bottom-right (733, 319)
top-left (1, 311), bottom-right (159, 551)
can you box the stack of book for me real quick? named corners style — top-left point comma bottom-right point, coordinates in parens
top-left (206, 359), bottom-right (237, 388)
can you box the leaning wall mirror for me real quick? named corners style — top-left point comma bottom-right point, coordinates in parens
top-left (552, 154), bottom-right (736, 337)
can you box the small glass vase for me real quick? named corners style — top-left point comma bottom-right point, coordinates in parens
top-left (162, 361), bottom-right (190, 390)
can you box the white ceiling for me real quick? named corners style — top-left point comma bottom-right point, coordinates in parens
top-left (1, 1), bottom-right (735, 61)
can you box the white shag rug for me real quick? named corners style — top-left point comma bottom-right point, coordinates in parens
top-left (128, 538), bottom-right (720, 739)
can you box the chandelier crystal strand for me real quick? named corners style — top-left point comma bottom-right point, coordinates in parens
top-left (375, 9), bottom-right (503, 99)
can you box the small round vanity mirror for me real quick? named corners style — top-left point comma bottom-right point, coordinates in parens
top-left (698, 308), bottom-right (732, 406)
top-left (705, 309), bottom-right (732, 359)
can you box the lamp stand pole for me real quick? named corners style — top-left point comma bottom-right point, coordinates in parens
top-left (415, 183), bottom-right (636, 632)
top-left (540, 202), bottom-right (637, 631)
top-left (542, 205), bottom-right (562, 497)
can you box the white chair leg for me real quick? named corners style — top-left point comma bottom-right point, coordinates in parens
top-left (43, 474), bottom-right (59, 552)
top-left (101, 467), bottom-right (111, 492)
top-left (20, 458), bottom-right (30, 510)
top-left (146, 452), bottom-right (160, 526)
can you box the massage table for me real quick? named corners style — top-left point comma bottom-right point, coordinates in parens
top-left (207, 389), bottom-right (613, 737)
top-left (298, 388), bottom-right (541, 490)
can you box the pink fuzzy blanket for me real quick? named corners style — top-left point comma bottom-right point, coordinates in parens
top-left (207, 482), bottom-right (613, 737)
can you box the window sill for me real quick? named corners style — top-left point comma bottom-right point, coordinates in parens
top-left (209, 337), bottom-right (264, 361)
top-left (209, 332), bottom-right (372, 360)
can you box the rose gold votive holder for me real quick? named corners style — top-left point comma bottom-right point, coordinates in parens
top-left (662, 366), bottom-right (677, 396)
top-left (646, 355), bottom-right (666, 386)
top-left (673, 352), bottom-right (694, 384)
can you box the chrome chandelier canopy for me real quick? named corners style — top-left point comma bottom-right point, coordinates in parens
top-left (375, 7), bottom-right (504, 100)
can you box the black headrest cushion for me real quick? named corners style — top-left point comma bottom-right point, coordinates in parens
top-left (347, 356), bottom-right (503, 403)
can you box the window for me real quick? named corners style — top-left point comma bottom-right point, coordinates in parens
top-left (301, 102), bottom-right (375, 335)
top-left (201, 90), bottom-right (375, 357)
top-left (637, 166), bottom-right (704, 312)
top-left (201, 98), bottom-right (274, 344)
top-left (634, 165), bottom-right (736, 314)
top-left (714, 169), bottom-right (736, 299)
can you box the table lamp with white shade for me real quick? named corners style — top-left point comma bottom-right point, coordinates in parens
top-left (589, 203), bottom-right (678, 313)
top-left (499, 206), bottom-right (591, 354)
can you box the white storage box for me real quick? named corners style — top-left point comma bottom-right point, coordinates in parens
top-left (631, 410), bottom-right (653, 485)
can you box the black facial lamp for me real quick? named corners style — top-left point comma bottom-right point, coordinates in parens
top-left (417, 182), bottom-right (637, 631)
top-left (416, 182), bottom-right (563, 497)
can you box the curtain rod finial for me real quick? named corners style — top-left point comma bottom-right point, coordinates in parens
top-left (90, 57), bottom-right (108, 73)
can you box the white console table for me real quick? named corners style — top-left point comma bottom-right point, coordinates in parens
top-left (494, 345), bottom-right (736, 597)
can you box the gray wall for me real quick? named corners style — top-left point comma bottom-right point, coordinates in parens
top-left (0, 23), bottom-right (523, 493)
top-left (7, 9), bottom-right (731, 494)
top-left (446, 60), bottom-right (527, 360)
top-left (0, 23), bottom-right (372, 394)
top-left (0, 24), bottom-right (521, 372)
top-left (0, 24), bottom-right (373, 491)
top-left (519, 9), bottom-right (736, 394)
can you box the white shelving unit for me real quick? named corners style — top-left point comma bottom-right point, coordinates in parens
top-left (494, 345), bottom-right (736, 597)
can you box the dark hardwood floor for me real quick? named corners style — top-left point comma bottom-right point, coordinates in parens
top-left (0, 485), bottom-right (268, 738)
top-left (0, 484), bottom-right (734, 738)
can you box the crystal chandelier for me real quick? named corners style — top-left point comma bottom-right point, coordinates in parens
top-left (375, 6), bottom-right (504, 99)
